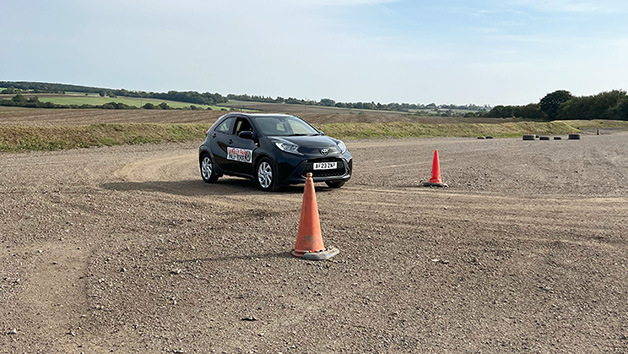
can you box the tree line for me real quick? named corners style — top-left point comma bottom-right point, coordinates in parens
top-left (2, 81), bottom-right (489, 114)
top-left (5, 81), bottom-right (627, 120)
top-left (226, 93), bottom-right (490, 113)
top-left (0, 81), bottom-right (227, 106)
top-left (483, 90), bottom-right (628, 121)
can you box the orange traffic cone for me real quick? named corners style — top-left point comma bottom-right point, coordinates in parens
top-left (423, 150), bottom-right (448, 187)
top-left (292, 173), bottom-right (339, 260)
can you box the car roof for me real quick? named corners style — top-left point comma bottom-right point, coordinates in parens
top-left (220, 113), bottom-right (297, 119)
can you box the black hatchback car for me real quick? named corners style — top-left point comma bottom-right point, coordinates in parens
top-left (199, 113), bottom-right (352, 191)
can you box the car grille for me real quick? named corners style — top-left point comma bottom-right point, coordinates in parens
top-left (303, 158), bottom-right (347, 178)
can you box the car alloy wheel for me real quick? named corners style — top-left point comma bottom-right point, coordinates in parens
top-left (256, 158), bottom-right (279, 191)
top-left (200, 154), bottom-right (218, 183)
top-left (258, 161), bottom-right (272, 188)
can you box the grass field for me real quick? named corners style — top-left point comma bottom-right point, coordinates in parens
top-left (223, 100), bottom-right (409, 115)
top-left (0, 123), bottom-right (208, 151)
top-left (2, 119), bottom-right (627, 152)
top-left (320, 121), bottom-right (583, 139)
top-left (222, 100), bottom-right (485, 116)
top-left (0, 92), bottom-right (227, 110)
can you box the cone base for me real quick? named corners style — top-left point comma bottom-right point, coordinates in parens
top-left (423, 182), bottom-right (448, 188)
top-left (292, 247), bottom-right (339, 260)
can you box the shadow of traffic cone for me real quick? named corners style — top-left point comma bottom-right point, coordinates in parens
top-left (423, 150), bottom-right (448, 187)
top-left (292, 173), bottom-right (339, 260)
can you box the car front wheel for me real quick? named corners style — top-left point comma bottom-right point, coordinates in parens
top-left (256, 157), bottom-right (279, 191)
top-left (200, 154), bottom-right (219, 183)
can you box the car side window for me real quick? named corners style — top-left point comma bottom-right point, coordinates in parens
top-left (234, 118), bottom-right (253, 136)
top-left (215, 117), bottom-right (234, 134)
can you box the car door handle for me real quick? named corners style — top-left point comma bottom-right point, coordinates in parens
top-left (228, 139), bottom-right (233, 145)
top-left (212, 133), bottom-right (216, 138)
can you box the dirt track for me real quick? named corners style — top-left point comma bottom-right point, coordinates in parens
top-left (1, 132), bottom-right (627, 353)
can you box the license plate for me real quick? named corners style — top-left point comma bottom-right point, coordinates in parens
top-left (313, 162), bottom-right (337, 170)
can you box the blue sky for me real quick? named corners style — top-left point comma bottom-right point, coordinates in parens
top-left (1, 0), bottom-right (627, 105)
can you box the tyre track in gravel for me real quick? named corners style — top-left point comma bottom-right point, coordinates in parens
top-left (108, 137), bottom-right (628, 234)
top-left (109, 140), bottom-right (628, 256)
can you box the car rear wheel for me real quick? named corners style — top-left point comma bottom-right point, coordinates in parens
top-left (256, 158), bottom-right (279, 191)
top-left (325, 180), bottom-right (345, 188)
top-left (200, 154), bottom-right (218, 183)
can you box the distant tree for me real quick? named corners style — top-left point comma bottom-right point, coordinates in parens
top-left (609, 98), bottom-right (628, 120)
top-left (2, 87), bottom-right (19, 94)
top-left (319, 98), bottom-right (335, 106)
top-left (158, 102), bottom-right (170, 110)
top-left (484, 105), bottom-right (508, 117)
top-left (559, 90), bottom-right (627, 119)
top-left (540, 90), bottom-right (572, 120)
top-left (142, 102), bottom-right (156, 109)
top-left (516, 103), bottom-right (543, 119)
top-left (589, 90), bottom-right (627, 118)
top-left (11, 94), bottom-right (27, 103)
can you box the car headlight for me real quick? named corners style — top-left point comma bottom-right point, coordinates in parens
top-left (336, 140), bottom-right (347, 154)
top-left (274, 141), bottom-right (303, 155)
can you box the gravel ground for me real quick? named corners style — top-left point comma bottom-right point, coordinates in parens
top-left (1, 132), bottom-right (627, 353)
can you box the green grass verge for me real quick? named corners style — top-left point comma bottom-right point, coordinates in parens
top-left (318, 121), bottom-right (589, 140)
top-left (1, 120), bottom-right (627, 152)
top-left (554, 119), bottom-right (628, 129)
top-left (0, 123), bottom-right (208, 152)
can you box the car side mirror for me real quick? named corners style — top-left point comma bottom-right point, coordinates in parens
top-left (238, 131), bottom-right (254, 139)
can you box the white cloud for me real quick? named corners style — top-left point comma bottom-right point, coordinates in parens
top-left (508, 0), bottom-right (628, 13)
top-left (288, 0), bottom-right (397, 5)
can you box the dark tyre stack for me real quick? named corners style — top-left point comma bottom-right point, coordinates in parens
top-left (522, 134), bottom-right (536, 141)
top-left (568, 133), bottom-right (581, 140)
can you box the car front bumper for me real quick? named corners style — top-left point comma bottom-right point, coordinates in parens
top-left (277, 152), bottom-right (353, 185)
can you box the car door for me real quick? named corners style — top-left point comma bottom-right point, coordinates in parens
top-left (210, 117), bottom-right (235, 171)
top-left (226, 117), bottom-right (257, 176)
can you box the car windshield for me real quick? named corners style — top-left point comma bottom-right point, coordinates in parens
top-left (253, 116), bottom-right (320, 136)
